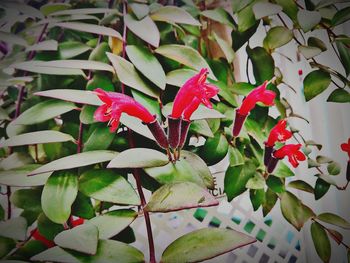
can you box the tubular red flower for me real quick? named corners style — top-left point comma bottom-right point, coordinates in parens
top-left (171, 68), bottom-right (219, 119)
top-left (266, 120), bottom-right (293, 147)
top-left (273, 144), bottom-right (306, 168)
top-left (94, 88), bottom-right (155, 132)
top-left (237, 81), bottom-right (276, 116)
top-left (341, 138), bottom-right (350, 159)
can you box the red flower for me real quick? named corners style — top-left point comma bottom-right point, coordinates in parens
top-left (31, 229), bottom-right (55, 248)
top-left (237, 81), bottom-right (276, 116)
top-left (70, 217), bottom-right (84, 227)
top-left (171, 68), bottom-right (219, 119)
top-left (274, 144), bottom-right (306, 168)
top-left (266, 119), bottom-right (293, 147)
top-left (341, 138), bottom-right (350, 159)
top-left (94, 88), bottom-right (155, 132)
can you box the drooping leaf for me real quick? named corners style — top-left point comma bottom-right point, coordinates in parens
top-left (108, 148), bottom-right (169, 168)
top-left (0, 130), bottom-right (74, 147)
top-left (150, 6), bottom-right (200, 26)
top-left (126, 45), bottom-right (166, 90)
top-left (280, 191), bottom-right (315, 231)
top-left (263, 188), bottom-right (278, 216)
top-left (266, 175), bottom-right (285, 193)
top-left (31, 240), bottom-right (144, 263)
top-left (56, 22), bottom-right (122, 39)
top-left (79, 169), bottom-right (140, 205)
top-left (213, 32), bottom-right (235, 63)
top-left (54, 224), bottom-right (98, 255)
top-left (310, 222), bottom-right (331, 263)
top-left (237, 4), bottom-right (256, 32)
top-left (317, 213), bottom-right (350, 229)
top-left (288, 180), bottom-right (314, 193)
top-left (124, 14), bottom-right (159, 47)
top-left (28, 150), bottom-right (118, 175)
top-left (327, 89), bottom-right (350, 103)
top-left (249, 189), bottom-right (265, 211)
top-left (252, 2), bottom-right (282, 19)
top-left (228, 146), bottom-right (244, 167)
top-left (247, 46), bottom-right (275, 84)
top-left (42, 170), bottom-right (78, 224)
top-left (303, 70), bottom-right (331, 101)
top-left (297, 10), bottom-right (321, 32)
top-left (314, 178), bottom-right (330, 200)
top-left (144, 182), bottom-right (218, 212)
top-left (14, 100), bottom-right (76, 125)
top-left (0, 217), bottom-right (27, 241)
top-left (155, 45), bottom-right (217, 80)
top-left (264, 26), bottom-right (293, 50)
top-left (106, 52), bottom-right (159, 98)
top-left (88, 209), bottom-right (137, 239)
top-left (332, 6), bottom-right (350, 26)
top-left (336, 39), bottom-right (350, 76)
top-left (161, 228), bottom-right (255, 263)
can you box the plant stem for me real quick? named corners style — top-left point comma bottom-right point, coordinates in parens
top-left (77, 122), bottom-right (84, 154)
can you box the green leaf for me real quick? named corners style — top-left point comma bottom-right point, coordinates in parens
top-left (280, 191), bottom-right (315, 231)
top-left (263, 188), bottom-right (278, 216)
top-left (54, 224), bottom-right (98, 255)
top-left (42, 170), bottom-right (78, 224)
top-left (246, 173), bottom-right (265, 189)
top-left (224, 161), bottom-right (255, 201)
top-left (130, 3), bottom-right (149, 19)
top-left (144, 182), bottom-right (218, 212)
top-left (288, 180), bottom-right (314, 193)
top-left (145, 158), bottom-right (206, 188)
top-left (83, 124), bottom-right (115, 152)
top-left (151, 6), bottom-right (200, 26)
top-left (247, 46), bottom-right (274, 84)
top-left (212, 32), bottom-right (235, 63)
top-left (71, 192), bottom-right (95, 219)
top-left (266, 175), bottom-right (285, 193)
top-left (37, 213), bottom-right (65, 240)
top-left (181, 151), bottom-right (214, 189)
top-left (0, 31), bottom-right (28, 47)
top-left (14, 100), bottom-right (76, 125)
top-left (131, 90), bottom-right (161, 118)
top-left (35, 89), bottom-right (101, 106)
top-left (250, 189), bottom-right (265, 211)
top-left (126, 45), bottom-right (166, 90)
top-left (303, 70), bottom-right (331, 101)
top-left (42, 60), bottom-right (114, 73)
top-left (336, 39), bottom-right (350, 76)
top-left (89, 42), bottom-right (110, 63)
top-left (0, 130), bottom-right (74, 147)
top-left (29, 150), bottom-right (118, 175)
top-left (10, 61), bottom-right (84, 76)
top-left (201, 8), bottom-right (234, 27)
top-left (237, 4), bottom-right (256, 32)
top-left (40, 3), bottom-right (71, 16)
top-left (56, 22), bottom-right (122, 39)
top-left (308, 37), bottom-right (327, 51)
top-left (190, 120), bottom-right (214, 138)
top-left (232, 22), bottom-right (259, 51)
top-left (31, 240), bottom-right (144, 263)
top-left (228, 146), bottom-right (244, 167)
top-left (0, 236), bottom-right (16, 258)
top-left (11, 188), bottom-right (42, 212)
top-left (124, 14), bottom-right (159, 47)
top-left (0, 165), bottom-right (51, 186)
top-left (0, 152), bottom-right (33, 170)
top-left (232, 82), bottom-right (255, 95)
top-left (88, 209), bottom-right (137, 239)
top-left (275, 0), bottom-right (298, 23)
top-left (332, 7), bottom-right (350, 26)
top-left (316, 155), bottom-right (333, 164)
top-left (59, 41), bottom-right (91, 59)
top-left (0, 217), bottom-right (27, 241)
top-left (252, 2), bottom-right (282, 19)
top-left (106, 52), bottom-right (159, 98)
top-left (327, 89), bottom-right (350, 103)
top-left (155, 45), bottom-right (217, 80)
top-left (315, 178), bottom-right (330, 200)
top-left (108, 148), bottom-right (168, 169)
top-left (120, 114), bottom-right (155, 140)
top-left (79, 169), bottom-right (140, 205)
top-left (273, 161), bottom-right (294, 177)
top-left (327, 161), bottom-right (341, 175)
top-left (162, 103), bottom-right (225, 120)
top-left (26, 40), bottom-right (58, 52)
top-left (311, 222), bottom-right (331, 263)
top-left (264, 26), bottom-right (293, 50)
top-left (317, 213), bottom-right (350, 229)
top-left (232, 0), bottom-right (254, 12)
top-left (161, 228), bottom-right (255, 263)
top-left (215, 81), bottom-right (238, 107)
top-left (200, 133), bottom-right (229, 166)
top-left (308, 158), bottom-right (321, 168)
top-left (49, 8), bottom-right (120, 16)
top-left (166, 68), bottom-right (197, 87)
top-left (80, 105), bottom-right (96, 124)
top-left (297, 10), bottom-right (321, 32)
top-left (298, 45), bottom-right (322, 59)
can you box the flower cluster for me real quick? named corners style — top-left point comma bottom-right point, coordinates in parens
top-left (94, 68), bottom-right (219, 161)
top-left (233, 81), bottom-right (276, 136)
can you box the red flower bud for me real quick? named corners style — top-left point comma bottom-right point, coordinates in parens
top-left (273, 144), bottom-right (306, 168)
top-left (237, 81), bottom-right (276, 116)
top-left (145, 117), bottom-right (169, 149)
top-left (171, 68), bottom-right (219, 119)
top-left (341, 138), bottom-right (350, 159)
top-left (94, 88), bottom-right (155, 132)
top-left (265, 120), bottom-right (292, 147)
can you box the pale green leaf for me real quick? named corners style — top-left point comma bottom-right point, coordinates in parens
top-left (25, 40), bottom-right (58, 52)
top-left (252, 2), bottom-right (282, 19)
top-left (56, 22), bottom-right (122, 39)
top-left (0, 165), bottom-right (51, 187)
top-left (297, 10), bottom-right (321, 32)
top-left (0, 217), bottom-right (27, 241)
top-left (151, 6), bottom-right (200, 26)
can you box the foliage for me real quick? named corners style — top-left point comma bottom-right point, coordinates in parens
top-left (0, 0), bottom-right (349, 262)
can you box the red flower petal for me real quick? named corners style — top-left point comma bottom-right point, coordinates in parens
top-left (94, 104), bottom-right (111, 122)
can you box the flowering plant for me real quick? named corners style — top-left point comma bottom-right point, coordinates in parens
top-left (0, 1), bottom-right (349, 263)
